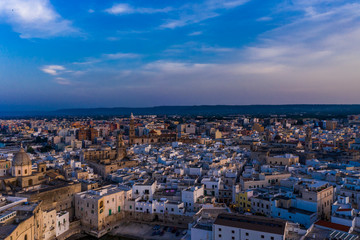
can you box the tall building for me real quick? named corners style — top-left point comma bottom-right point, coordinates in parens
top-left (129, 113), bottom-right (135, 145)
top-left (305, 127), bottom-right (312, 151)
top-left (116, 133), bottom-right (126, 160)
top-left (77, 127), bottom-right (98, 142)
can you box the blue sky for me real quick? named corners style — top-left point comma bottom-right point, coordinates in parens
top-left (0, 0), bottom-right (360, 110)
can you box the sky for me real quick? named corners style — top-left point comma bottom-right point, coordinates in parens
top-left (0, 0), bottom-right (360, 110)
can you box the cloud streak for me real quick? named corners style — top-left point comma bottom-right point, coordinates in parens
top-left (106, 3), bottom-right (172, 15)
top-left (160, 0), bottom-right (250, 29)
top-left (105, 0), bottom-right (250, 29)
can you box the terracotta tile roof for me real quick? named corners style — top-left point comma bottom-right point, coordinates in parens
top-left (315, 220), bottom-right (350, 232)
top-left (336, 208), bottom-right (352, 212)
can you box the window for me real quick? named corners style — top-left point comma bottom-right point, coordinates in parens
top-left (246, 233), bottom-right (249, 236)
top-left (218, 234), bottom-right (222, 238)
top-left (261, 235), bottom-right (264, 238)
top-left (232, 230), bottom-right (235, 234)
top-left (271, 237), bottom-right (274, 240)
top-left (218, 228), bottom-right (222, 231)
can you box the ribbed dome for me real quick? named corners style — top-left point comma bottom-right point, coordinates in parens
top-left (13, 148), bottom-right (31, 166)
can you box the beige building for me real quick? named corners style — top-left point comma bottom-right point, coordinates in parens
top-left (241, 173), bottom-right (291, 190)
top-left (266, 154), bottom-right (299, 166)
top-left (0, 198), bottom-right (43, 240)
top-left (75, 185), bottom-right (129, 238)
top-left (1, 148), bottom-right (51, 192)
top-left (82, 133), bottom-right (126, 164)
top-left (42, 209), bottom-right (56, 240)
top-left (0, 159), bottom-right (11, 177)
top-left (129, 114), bottom-right (176, 145)
top-left (82, 133), bottom-right (137, 178)
top-left (296, 181), bottom-right (334, 220)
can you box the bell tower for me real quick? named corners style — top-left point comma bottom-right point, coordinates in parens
top-left (116, 132), bottom-right (126, 160)
top-left (129, 113), bottom-right (135, 145)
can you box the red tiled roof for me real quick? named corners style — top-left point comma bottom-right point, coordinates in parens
top-left (315, 220), bottom-right (350, 232)
top-left (336, 208), bottom-right (352, 212)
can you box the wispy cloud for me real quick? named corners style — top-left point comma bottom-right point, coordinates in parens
top-left (105, 0), bottom-right (249, 29)
top-left (103, 52), bottom-right (140, 60)
top-left (73, 52), bottom-right (142, 65)
top-left (41, 66), bottom-right (74, 85)
top-left (55, 77), bottom-right (71, 85)
top-left (164, 42), bottom-right (236, 55)
top-left (188, 31), bottom-right (203, 36)
top-left (41, 65), bottom-right (66, 75)
top-left (160, 0), bottom-right (250, 29)
top-left (106, 3), bottom-right (172, 15)
top-left (0, 0), bottom-right (77, 38)
top-left (257, 16), bottom-right (272, 21)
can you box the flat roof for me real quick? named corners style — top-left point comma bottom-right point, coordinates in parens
top-left (214, 213), bottom-right (286, 235)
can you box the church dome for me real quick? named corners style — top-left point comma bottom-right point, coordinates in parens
top-left (13, 148), bottom-right (31, 166)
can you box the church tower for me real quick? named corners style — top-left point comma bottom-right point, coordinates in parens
top-left (129, 113), bottom-right (135, 145)
top-left (116, 132), bottom-right (126, 160)
top-left (305, 127), bottom-right (312, 151)
top-left (12, 145), bottom-right (32, 177)
top-left (265, 130), bottom-right (272, 143)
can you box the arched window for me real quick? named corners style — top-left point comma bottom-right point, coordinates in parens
top-left (25, 169), bottom-right (27, 174)
top-left (24, 234), bottom-right (28, 240)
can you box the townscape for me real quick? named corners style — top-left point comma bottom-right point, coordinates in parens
top-left (1, 113), bottom-right (360, 240)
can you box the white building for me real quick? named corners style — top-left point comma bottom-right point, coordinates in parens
top-left (182, 185), bottom-right (204, 212)
top-left (132, 180), bottom-right (157, 200)
top-left (56, 211), bottom-right (69, 237)
top-left (213, 213), bottom-right (288, 240)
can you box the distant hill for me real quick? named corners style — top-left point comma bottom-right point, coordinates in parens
top-left (54, 104), bottom-right (360, 117)
top-left (1, 105), bottom-right (360, 118)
